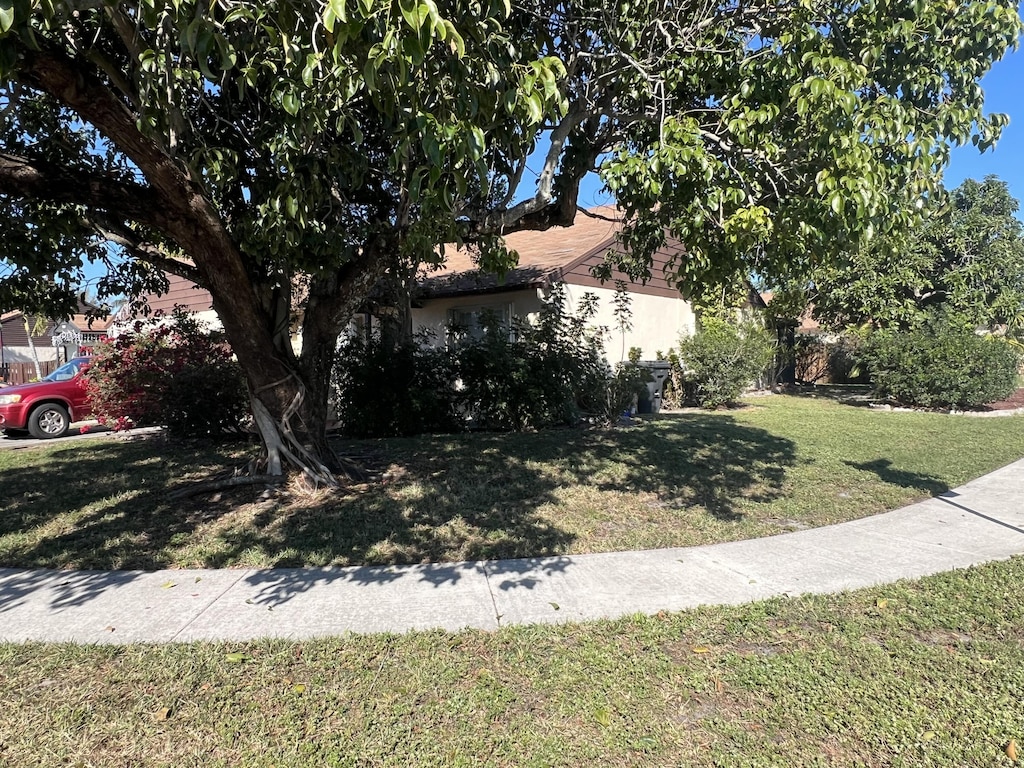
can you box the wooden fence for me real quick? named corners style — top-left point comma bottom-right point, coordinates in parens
top-left (1, 360), bottom-right (59, 386)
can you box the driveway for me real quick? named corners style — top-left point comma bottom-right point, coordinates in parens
top-left (0, 422), bottom-right (161, 450)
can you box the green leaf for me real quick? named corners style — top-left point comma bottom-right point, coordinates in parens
top-left (526, 92), bottom-right (544, 124)
top-left (0, 0), bottom-right (15, 35)
top-left (467, 125), bottom-right (485, 157)
top-left (281, 91), bottom-right (300, 116)
top-left (328, 0), bottom-right (347, 23)
top-left (830, 193), bottom-right (844, 216)
top-left (399, 0), bottom-right (429, 31)
top-left (422, 133), bottom-right (441, 166)
top-left (223, 7), bottom-right (254, 23)
top-left (443, 20), bottom-right (464, 57)
top-left (225, 652), bottom-right (248, 663)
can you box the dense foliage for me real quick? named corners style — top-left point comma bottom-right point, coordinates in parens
top-left (86, 311), bottom-right (248, 436)
top-left (678, 317), bottom-right (776, 408)
top-left (860, 316), bottom-right (1020, 409)
top-left (809, 176), bottom-right (1024, 332)
top-left (333, 287), bottom-right (615, 436)
top-left (454, 287), bottom-right (610, 430)
top-left (332, 330), bottom-right (461, 438)
top-left (0, 0), bottom-right (1018, 478)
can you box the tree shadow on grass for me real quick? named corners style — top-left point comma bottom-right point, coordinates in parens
top-left (844, 458), bottom-right (949, 496)
top-left (535, 413), bottom-right (797, 521)
top-left (0, 413), bottom-right (798, 586)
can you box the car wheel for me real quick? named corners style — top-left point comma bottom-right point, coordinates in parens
top-left (28, 403), bottom-right (71, 439)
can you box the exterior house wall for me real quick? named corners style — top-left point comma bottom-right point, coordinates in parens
top-left (558, 281), bottom-right (696, 364)
top-left (412, 289), bottom-right (546, 343)
top-left (412, 281), bottom-right (695, 365)
top-left (116, 274), bottom-right (221, 331)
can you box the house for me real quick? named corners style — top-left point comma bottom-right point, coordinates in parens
top-left (125, 209), bottom-right (700, 366)
top-left (115, 274), bottom-right (218, 328)
top-left (0, 302), bottom-right (112, 384)
top-left (413, 207), bottom-right (697, 364)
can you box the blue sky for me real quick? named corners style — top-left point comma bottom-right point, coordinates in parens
top-left (945, 43), bottom-right (1024, 216)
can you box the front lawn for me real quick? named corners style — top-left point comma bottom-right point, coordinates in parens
top-left (1, 395), bottom-right (1023, 570)
top-left (3, 555), bottom-right (1024, 766)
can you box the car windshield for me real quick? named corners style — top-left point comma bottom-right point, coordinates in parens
top-left (43, 358), bottom-right (87, 382)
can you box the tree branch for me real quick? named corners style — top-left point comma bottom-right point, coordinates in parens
top-left (13, 44), bottom-right (206, 227)
top-left (87, 216), bottom-right (204, 285)
top-left (0, 151), bottom-right (169, 230)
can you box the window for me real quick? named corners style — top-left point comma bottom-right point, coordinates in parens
top-left (446, 303), bottom-right (513, 343)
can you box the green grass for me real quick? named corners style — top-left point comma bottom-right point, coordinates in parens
top-left (4, 556), bottom-right (1024, 766)
top-left (2, 395), bottom-right (1024, 570)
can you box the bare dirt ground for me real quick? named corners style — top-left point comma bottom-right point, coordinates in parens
top-left (980, 388), bottom-right (1024, 411)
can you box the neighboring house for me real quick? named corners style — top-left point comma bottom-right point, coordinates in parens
top-left (413, 207), bottom-right (697, 364)
top-left (0, 305), bottom-right (111, 364)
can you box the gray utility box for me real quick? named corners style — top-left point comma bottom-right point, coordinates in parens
top-left (636, 361), bottom-right (672, 413)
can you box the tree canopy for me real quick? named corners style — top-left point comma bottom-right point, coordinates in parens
top-left (807, 176), bottom-right (1024, 332)
top-left (0, 0), bottom-right (1020, 481)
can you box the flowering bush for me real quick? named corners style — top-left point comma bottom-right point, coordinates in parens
top-left (85, 308), bottom-right (249, 437)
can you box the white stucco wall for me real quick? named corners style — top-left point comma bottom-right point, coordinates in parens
top-left (1, 347), bottom-right (58, 363)
top-left (558, 282), bottom-right (696, 364)
top-left (412, 282), bottom-right (696, 365)
top-left (412, 290), bottom-right (546, 344)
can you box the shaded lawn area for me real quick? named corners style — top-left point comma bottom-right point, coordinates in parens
top-left (1, 395), bottom-right (1023, 570)
top-left (3, 556), bottom-right (1024, 767)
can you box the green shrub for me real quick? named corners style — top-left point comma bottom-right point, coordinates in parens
top-left (860, 317), bottom-right (1020, 409)
top-left (331, 330), bottom-right (461, 438)
top-left (678, 317), bottom-right (775, 408)
top-left (454, 285), bottom-right (610, 430)
top-left (331, 286), bottom-right (618, 437)
top-left (86, 309), bottom-right (248, 437)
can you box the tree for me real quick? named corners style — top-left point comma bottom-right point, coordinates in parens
top-left (0, 0), bottom-right (1019, 484)
top-left (810, 176), bottom-right (1024, 331)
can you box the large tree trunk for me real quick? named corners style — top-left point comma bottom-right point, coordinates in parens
top-left (208, 238), bottom-right (394, 487)
top-left (9, 45), bottom-right (392, 486)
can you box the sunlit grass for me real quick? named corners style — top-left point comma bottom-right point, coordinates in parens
top-left (1, 395), bottom-right (1023, 570)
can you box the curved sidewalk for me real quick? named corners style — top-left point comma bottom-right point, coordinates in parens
top-left (3, 459), bottom-right (1024, 645)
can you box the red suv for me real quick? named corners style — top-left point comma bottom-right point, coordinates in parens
top-left (0, 357), bottom-right (92, 439)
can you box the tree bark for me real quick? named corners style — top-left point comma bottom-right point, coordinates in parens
top-left (8, 45), bottom-right (370, 485)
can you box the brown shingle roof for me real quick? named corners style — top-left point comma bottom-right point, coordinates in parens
top-left (417, 207), bottom-right (623, 299)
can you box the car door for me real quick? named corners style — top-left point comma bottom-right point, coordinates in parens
top-left (53, 361), bottom-right (92, 419)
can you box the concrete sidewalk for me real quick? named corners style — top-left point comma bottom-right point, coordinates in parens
top-left (3, 459), bottom-right (1024, 645)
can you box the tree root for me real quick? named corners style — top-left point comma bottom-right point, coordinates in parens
top-left (168, 473), bottom-right (285, 500)
top-left (250, 394), bottom-right (340, 489)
